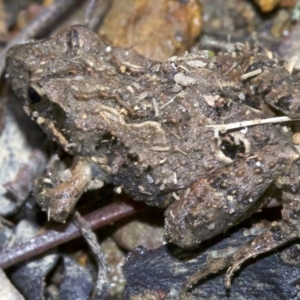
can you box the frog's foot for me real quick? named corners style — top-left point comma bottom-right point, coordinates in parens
top-left (181, 222), bottom-right (297, 294)
top-left (224, 222), bottom-right (296, 288)
top-left (180, 252), bottom-right (232, 295)
top-left (34, 158), bottom-right (94, 222)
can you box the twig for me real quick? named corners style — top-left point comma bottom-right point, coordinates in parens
top-left (74, 212), bottom-right (109, 299)
top-left (85, 0), bottom-right (99, 25)
top-left (240, 68), bottom-right (262, 80)
top-left (84, 0), bottom-right (111, 31)
top-left (205, 116), bottom-right (300, 131)
top-left (0, 200), bottom-right (144, 269)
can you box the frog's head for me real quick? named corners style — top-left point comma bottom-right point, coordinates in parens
top-left (6, 26), bottom-right (111, 156)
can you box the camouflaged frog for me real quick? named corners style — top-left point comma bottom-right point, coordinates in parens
top-left (6, 25), bottom-right (300, 290)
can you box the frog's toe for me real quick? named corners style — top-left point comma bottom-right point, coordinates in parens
top-left (225, 257), bottom-right (249, 289)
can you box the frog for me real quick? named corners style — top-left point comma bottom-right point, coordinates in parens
top-left (5, 25), bottom-right (300, 291)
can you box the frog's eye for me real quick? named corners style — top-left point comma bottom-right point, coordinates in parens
top-left (27, 84), bottom-right (49, 111)
top-left (66, 28), bottom-right (79, 51)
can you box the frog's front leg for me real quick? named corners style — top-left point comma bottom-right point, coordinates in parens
top-left (34, 157), bottom-right (106, 222)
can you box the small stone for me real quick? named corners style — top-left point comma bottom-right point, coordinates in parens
top-left (174, 72), bottom-right (196, 86)
top-left (186, 60), bottom-right (206, 68)
top-left (293, 133), bottom-right (300, 145)
top-left (59, 169), bottom-right (72, 182)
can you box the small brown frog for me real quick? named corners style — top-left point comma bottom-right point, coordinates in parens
top-left (5, 25), bottom-right (300, 290)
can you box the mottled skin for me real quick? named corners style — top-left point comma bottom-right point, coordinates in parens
top-left (5, 25), bottom-right (300, 290)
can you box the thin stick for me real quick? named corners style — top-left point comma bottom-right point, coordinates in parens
top-left (240, 68), bottom-right (262, 80)
top-left (205, 116), bottom-right (300, 131)
top-left (85, 0), bottom-right (98, 25)
top-left (74, 212), bottom-right (109, 299)
top-left (0, 200), bottom-right (144, 269)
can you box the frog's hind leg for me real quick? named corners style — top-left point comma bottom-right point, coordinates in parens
top-left (181, 222), bottom-right (297, 295)
top-left (224, 223), bottom-right (296, 288)
top-left (181, 161), bottom-right (300, 293)
top-left (224, 161), bottom-right (300, 287)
